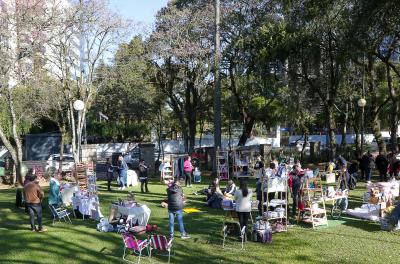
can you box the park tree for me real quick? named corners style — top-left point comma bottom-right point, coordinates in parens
top-left (148, 1), bottom-right (214, 153)
top-left (0, 0), bottom-right (62, 184)
top-left (44, 0), bottom-right (128, 162)
top-left (91, 36), bottom-right (156, 141)
top-left (221, 0), bottom-right (288, 146)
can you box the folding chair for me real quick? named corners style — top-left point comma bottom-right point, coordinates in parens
top-left (122, 233), bottom-right (149, 264)
top-left (222, 210), bottom-right (247, 250)
top-left (49, 204), bottom-right (72, 225)
top-left (149, 234), bottom-right (173, 264)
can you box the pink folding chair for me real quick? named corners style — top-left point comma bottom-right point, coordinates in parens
top-left (122, 233), bottom-right (149, 264)
top-left (149, 234), bottom-right (173, 263)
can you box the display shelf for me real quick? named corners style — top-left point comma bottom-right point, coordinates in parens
top-left (298, 176), bottom-right (328, 229)
top-left (263, 165), bottom-right (289, 233)
top-left (217, 150), bottom-right (229, 180)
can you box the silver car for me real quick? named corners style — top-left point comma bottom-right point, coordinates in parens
top-left (45, 154), bottom-right (75, 172)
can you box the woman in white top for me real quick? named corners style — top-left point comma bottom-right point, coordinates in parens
top-left (234, 182), bottom-right (253, 229)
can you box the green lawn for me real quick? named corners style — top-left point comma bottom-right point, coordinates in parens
top-left (0, 176), bottom-right (399, 264)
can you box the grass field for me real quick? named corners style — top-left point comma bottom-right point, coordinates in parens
top-left (0, 176), bottom-right (399, 264)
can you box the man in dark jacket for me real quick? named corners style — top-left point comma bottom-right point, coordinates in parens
top-left (375, 152), bottom-right (389, 182)
top-left (361, 151), bottom-right (374, 182)
top-left (289, 165), bottom-right (305, 216)
top-left (139, 159), bottom-right (149, 193)
top-left (167, 179), bottom-right (190, 239)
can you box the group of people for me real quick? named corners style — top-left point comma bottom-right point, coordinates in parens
top-left (105, 156), bottom-right (149, 192)
top-left (22, 169), bottom-right (66, 232)
top-left (363, 151), bottom-right (400, 182)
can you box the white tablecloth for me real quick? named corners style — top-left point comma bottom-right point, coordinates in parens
top-left (127, 170), bottom-right (138, 187)
top-left (117, 204), bottom-right (151, 226)
top-left (61, 185), bottom-right (79, 205)
top-left (72, 195), bottom-right (103, 220)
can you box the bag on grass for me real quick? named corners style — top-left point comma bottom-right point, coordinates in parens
top-left (253, 220), bottom-right (268, 231)
top-left (129, 225), bottom-right (146, 235)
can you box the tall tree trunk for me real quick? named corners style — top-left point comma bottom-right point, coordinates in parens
top-left (199, 119), bottom-right (204, 149)
top-left (355, 127), bottom-right (361, 158)
top-left (238, 116), bottom-right (254, 146)
top-left (300, 131), bottom-right (308, 162)
top-left (390, 101), bottom-right (399, 152)
top-left (8, 90), bottom-right (23, 186)
top-left (59, 125), bottom-right (67, 171)
top-left (367, 56), bottom-right (386, 153)
top-left (387, 64), bottom-right (398, 152)
top-left (341, 103), bottom-right (348, 148)
top-left (326, 106), bottom-right (336, 159)
top-left (185, 82), bottom-right (197, 154)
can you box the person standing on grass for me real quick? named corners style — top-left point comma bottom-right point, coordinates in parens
top-left (234, 181), bottom-right (253, 230)
top-left (48, 172), bottom-right (62, 207)
top-left (183, 156), bottom-right (193, 187)
top-left (106, 158), bottom-right (114, 191)
top-left (167, 178), bottom-right (190, 239)
top-left (362, 151), bottom-right (375, 182)
top-left (118, 155), bottom-right (128, 190)
top-left (289, 164), bottom-right (305, 217)
top-left (375, 152), bottom-right (389, 182)
top-left (23, 175), bottom-right (46, 232)
top-left (139, 159), bottom-right (149, 193)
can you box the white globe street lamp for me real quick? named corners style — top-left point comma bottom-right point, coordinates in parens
top-left (358, 98), bottom-right (367, 155)
top-left (73, 99), bottom-right (85, 111)
top-left (357, 98), bottom-right (366, 108)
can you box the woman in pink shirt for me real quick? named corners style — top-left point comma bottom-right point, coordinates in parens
top-left (183, 156), bottom-right (193, 187)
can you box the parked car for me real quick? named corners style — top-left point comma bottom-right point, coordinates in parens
top-left (45, 154), bottom-right (75, 172)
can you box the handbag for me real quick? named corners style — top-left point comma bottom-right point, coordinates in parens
top-left (129, 225), bottom-right (146, 235)
top-left (253, 219), bottom-right (269, 231)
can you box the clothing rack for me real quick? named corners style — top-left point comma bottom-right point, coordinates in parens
top-left (171, 154), bottom-right (188, 180)
top-left (232, 148), bottom-right (257, 180)
top-left (217, 150), bottom-right (229, 180)
top-left (263, 170), bottom-right (288, 233)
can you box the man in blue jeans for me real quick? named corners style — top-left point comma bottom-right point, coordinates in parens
top-left (118, 155), bottom-right (128, 190)
top-left (167, 179), bottom-right (190, 239)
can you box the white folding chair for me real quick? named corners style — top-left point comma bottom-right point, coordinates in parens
top-left (49, 204), bottom-right (72, 225)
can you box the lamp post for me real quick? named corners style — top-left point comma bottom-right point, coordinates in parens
top-left (358, 98), bottom-right (367, 155)
top-left (73, 99), bottom-right (85, 162)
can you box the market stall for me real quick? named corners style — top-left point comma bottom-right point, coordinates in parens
top-left (60, 183), bottom-right (78, 206)
top-left (232, 147), bottom-right (257, 179)
top-left (72, 192), bottom-right (103, 220)
top-left (346, 180), bottom-right (400, 222)
top-left (217, 150), bottom-right (229, 180)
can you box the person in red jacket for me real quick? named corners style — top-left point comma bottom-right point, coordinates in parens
top-left (183, 156), bottom-right (193, 187)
